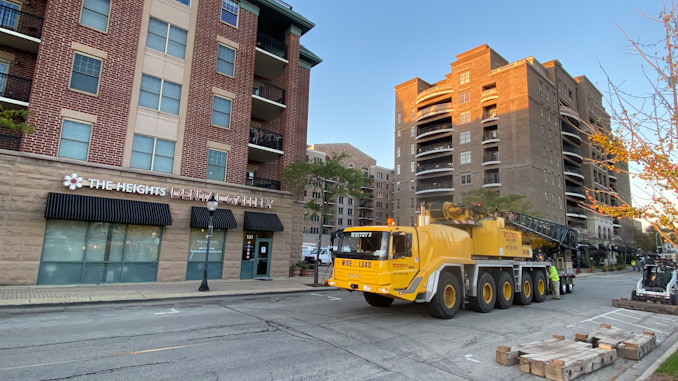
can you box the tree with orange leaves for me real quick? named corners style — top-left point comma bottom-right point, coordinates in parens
top-left (582, 3), bottom-right (678, 252)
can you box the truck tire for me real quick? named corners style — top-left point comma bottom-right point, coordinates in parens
top-left (514, 271), bottom-right (533, 306)
top-left (566, 278), bottom-right (573, 293)
top-left (532, 271), bottom-right (546, 303)
top-left (560, 280), bottom-right (567, 296)
top-left (426, 272), bottom-right (461, 319)
top-left (363, 292), bottom-right (394, 307)
top-left (494, 271), bottom-right (514, 309)
top-left (469, 272), bottom-right (496, 313)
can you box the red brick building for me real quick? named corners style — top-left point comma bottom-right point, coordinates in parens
top-left (0, 0), bottom-right (320, 285)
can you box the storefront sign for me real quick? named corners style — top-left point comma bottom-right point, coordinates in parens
top-left (62, 173), bottom-right (275, 209)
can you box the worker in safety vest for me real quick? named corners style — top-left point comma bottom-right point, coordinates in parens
top-left (631, 260), bottom-right (636, 271)
top-left (548, 265), bottom-right (560, 300)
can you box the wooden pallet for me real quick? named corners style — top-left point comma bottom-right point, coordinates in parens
top-left (497, 335), bottom-right (617, 381)
top-left (575, 323), bottom-right (656, 360)
top-left (612, 298), bottom-right (678, 315)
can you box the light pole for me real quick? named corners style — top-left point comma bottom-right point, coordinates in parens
top-left (199, 194), bottom-right (218, 292)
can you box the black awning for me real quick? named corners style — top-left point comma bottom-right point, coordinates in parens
top-left (45, 192), bottom-right (172, 226)
top-left (190, 207), bottom-right (237, 229)
top-left (243, 211), bottom-right (284, 232)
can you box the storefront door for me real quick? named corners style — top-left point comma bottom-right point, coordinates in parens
top-left (240, 231), bottom-right (272, 279)
top-left (254, 238), bottom-right (271, 278)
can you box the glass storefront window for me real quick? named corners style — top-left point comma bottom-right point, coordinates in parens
top-left (186, 228), bottom-right (225, 280)
top-left (38, 220), bottom-right (163, 285)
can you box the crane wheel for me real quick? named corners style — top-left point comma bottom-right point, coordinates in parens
top-left (514, 271), bottom-right (533, 306)
top-left (426, 272), bottom-right (461, 319)
top-left (494, 271), bottom-right (514, 309)
top-left (469, 271), bottom-right (496, 313)
top-left (532, 271), bottom-right (547, 303)
top-left (363, 292), bottom-right (394, 307)
top-left (566, 278), bottom-right (573, 293)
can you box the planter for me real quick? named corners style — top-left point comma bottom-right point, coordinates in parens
top-left (290, 267), bottom-right (301, 277)
top-left (300, 268), bottom-right (314, 277)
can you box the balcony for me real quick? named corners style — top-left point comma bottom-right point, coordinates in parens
top-left (245, 176), bottom-right (281, 190)
top-left (482, 151), bottom-right (500, 166)
top-left (415, 84), bottom-right (454, 105)
top-left (416, 142), bottom-right (453, 158)
top-left (562, 145), bottom-right (583, 162)
top-left (566, 206), bottom-right (587, 219)
top-left (358, 214), bottom-right (374, 220)
top-left (483, 174), bottom-right (501, 188)
top-left (416, 180), bottom-right (454, 195)
top-left (560, 123), bottom-right (581, 143)
top-left (613, 218), bottom-right (621, 228)
top-left (563, 165), bottom-right (585, 181)
top-left (479, 87), bottom-right (498, 103)
top-left (416, 122), bottom-right (453, 140)
top-left (0, 72), bottom-right (32, 107)
top-left (481, 107), bottom-right (498, 123)
top-left (0, 133), bottom-right (21, 151)
top-left (251, 79), bottom-right (285, 121)
top-left (254, 32), bottom-right (288, 80)
top-left (609, 171), bottom-right (617, 181)
top-left (416, 161), bottom-right (453, 176)
top-left (565, 185), bottom-right (586, 200)
top-left (560, 105), bottom-right (580, 125)
top-left (359, 201), bottom-right (373, 210)
top-left (248, 126), bottom-right (283, 163)
top-left (415, 103), bottom-right (454, 122)
top-left (0, 4), bottom-right (43, 53)
top-left (482, 131), bottom-right (499, 144)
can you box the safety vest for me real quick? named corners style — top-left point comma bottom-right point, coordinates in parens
top-left (548, 266), bottom-right (560, 282)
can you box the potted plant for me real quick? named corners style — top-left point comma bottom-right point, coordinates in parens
top-left (299, 261), bottom-right (314, 277)
top-left (290, 262), bottom-right (302, 277)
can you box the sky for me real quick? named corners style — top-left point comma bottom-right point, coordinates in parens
top-left (290, 0), bottom-right (666, 171)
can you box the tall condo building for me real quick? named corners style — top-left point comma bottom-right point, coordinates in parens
top-left (393, 45), bottom-right (634, 254)
top-left (0, 0), bottom-right (321, 285)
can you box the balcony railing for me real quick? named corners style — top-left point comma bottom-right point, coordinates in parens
top-left (483, 151), bottom-right (499, 162)
top-left (245, 176), bottom-right (281, 190)
top-left (253, 79), bottom-right (285, 105)
top-left (417, 162), bottom-right (453, 172)
top-left (482, 108), bottom-right (497, 120)
top-left (0, 72), bottom-right (32, 102)
top-left (0, 133), bottom-right (21, 151)
top-left (0, 4), bottom-right (43, 39)
top-left (418, 142), bottom-right (452, 154)
top-left (566, 186), bottom-right (585, 195)
top-left (249, 126), bottom-right (283, 151)
top-left (483, 131), bottom-right (499, 141)
top-left (417, 122), bottom-right (453, 136)
top-left (562, 145), bottom-right (582, 156)
top-left (256, 32), bottom-right (287, 59)
top-left (567, 206), bottom-right (586, 215)
top-left (417, 180), bottom-right (453, 191)
top-left (561, 123), bottom-right (581, 138)
top-left (564, 166), bottom-right (584, 176)
top-left (484, 175), bottom-right (501, 185)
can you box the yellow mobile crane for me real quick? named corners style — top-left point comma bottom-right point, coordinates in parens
top-left (327, 202), bottom-right (578, 319)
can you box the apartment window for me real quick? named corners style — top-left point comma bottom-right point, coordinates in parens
top-left (348, 198), bottom-right (353, 205)
top-left (410, 198), bottom-right (415, 208)
top-left (396, 182), bottom-right (400, 191)
top-left (460, 130), bottom-right (470, 144)
top-left (397, 130), bottom-right (401, 140)
top-left (376, 212), bottom-right (382, 218)
top-left (410, 179), bottom-right (415, 190)
top-left (310, 215), bottom-right (319, 223)
top-left (139, 74), bottom-right (181, 115)
top-left (174, 0), bottom-right (190, 5)
top-left (396, 199), bottom-right (400, 210)
top-left (215, 44), bottom-right (237, 77)
top-left (559, 196), bottom-right (563, 210)
top-left (58, 120), bottom-right (91, 161)
top-left (221, 0), bottom-right (239, 26)
top-left (310, 227), bottom-right (318, 234)
top-left (377, 172), bottom-right (383, 179)
top-left (460, 151), bottom-right (471, 164)
top-left (69, 53), bottom-right (101, 95)
top-left (146, 17), bottom-right (187, 59)
top-left (212, 95), bottom-right (232, 128)
top-left (459, 111), bottom-right (470, 124)
top-left (396, 164), bottom-right (400, 175)
top-left (347, 219), bottom-right (352, 226)
top-left (410, 143), bottom-right (415, 155)
top-left (131, 134), bottom-right (175, 173)
top-left (376, 201), bottom-right (382, 208)
top-left (539, 80), bottom-right (542, 95)
top-left (410, 161), bottom-right (414, 173)
top-left (541, 125), bottom-right (544, 137)
top-left (206, 149), bottom-right (227, 181)
top-left (338, 207), bottom-right (344, 214)
top-left (397, 113), bottom-right (401, 124)
top-left (348, 208), bottom-right (353, 215)
top-left (80, 0), bottom-right (111, 32)
top-left (396, 147), bottom-right (400, 158)
top-left (338, 197), bottom-right (344, 203)
top-left (338, 218), bottom-right (343, 225)
top-left (410, 126), bottom-right (415, 137)
top-left (459, 71), bottom-right (469, 85)
top-left (544, 191), bottom-right (548, 204)
top-left (461, 173), bottom-right (471, 184)
top-left (544, 169), bottom-right (547, 183)
top-left (459, 91), bottom-right (470, 104)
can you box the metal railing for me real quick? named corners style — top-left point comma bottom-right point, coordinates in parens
top-left (0, 72), bottom-right (32, 102)
top-left (483, 151), bottom-right (499, 162)
top-left (484, 175), bottom-right (501, 185)
top-left (417, 161), bottom-right (453, 172)
top-left (0, 133), bottom-right (21, 150)
top-left (566, 186), bottom-right (585, 195)
top-left (417, 122), bottom-right (452, 136)
top-left (252, 79), bottom-right (285, 105)
top-left (561, 123), bottom-right (581, 137)
top-left (256, 32), bottom-right (287, 59)
top-left (483, 131), bottom-right (499, 141)
top-left (567, 206), bottom-right (586, 215)
top-left (245, 176), bottom-right (281, 190)
top-left (418, 142), bottom-right (452, 154)
top-left (249, 126), bottom-right (283, 151)
top-left (562, 145), bottom-right (582, 156)
top-left (482, 108), bottom-right (497, 119)
top-left (0, 4), bottom-right (43, 38)
top-left (417, 180), bottom-right (453, 191)
top-left (564, 166), bottom-right (584, 176)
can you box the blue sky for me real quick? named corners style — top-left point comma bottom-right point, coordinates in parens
top-left (292, 0), bottom-right (665, 170)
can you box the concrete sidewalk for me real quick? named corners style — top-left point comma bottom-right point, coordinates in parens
top-left (0, 276), bottom-right (328, 308)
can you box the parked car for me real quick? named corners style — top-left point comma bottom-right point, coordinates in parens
top-left (303, 247), bottom-right (332, 265)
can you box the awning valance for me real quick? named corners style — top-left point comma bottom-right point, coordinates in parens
top-left (243, 211), bottom-right (284, 232)
top-left (45, 192), bottom-right (172, 226)
top-left (190, 207), bottom-right (237, 229)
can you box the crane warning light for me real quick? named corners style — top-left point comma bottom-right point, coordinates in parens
top-left (387, 218), bottom-right (395, 226)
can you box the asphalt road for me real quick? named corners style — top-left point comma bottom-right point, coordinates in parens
top-left (1, 271), bottom-right (676, 381)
